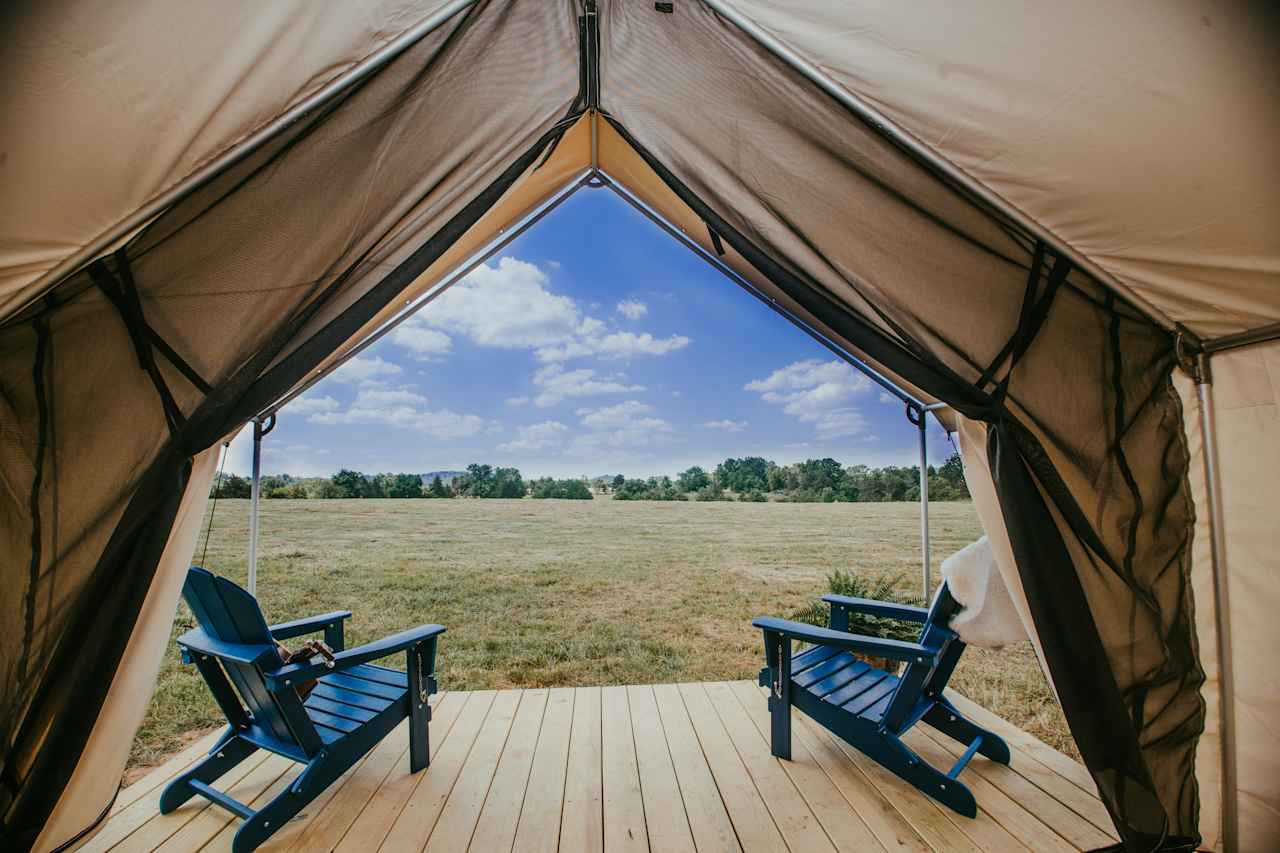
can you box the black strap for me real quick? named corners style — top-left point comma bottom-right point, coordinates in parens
top-left (976, 242), bottom-right (1072, 396)
top-left (89, 252), bottom-right (189, 435)
top-left (707, 223), bottom-right (726, 256)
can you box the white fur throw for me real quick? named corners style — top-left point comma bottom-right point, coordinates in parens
top-left (940, 535), bottom-right (1027, 649)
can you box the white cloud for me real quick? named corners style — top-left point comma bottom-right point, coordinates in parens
top-left (703, 419), bottom-right (747, 432)
top-left (616, 299), bottom-right (648, 320)
top-left (536, 330), bottom-right (690, 363)
top-left (285, 395), bottom-right (340, 416)
top-left (531, 364), bottom-right (644, 408)
top-left (396, 257), bottom-right (689, 364)
top-left (505, 396), bottom-right (529, 407)
top-left (390, 322), bottom-right (452, 360)
top-left (745, 359), bottom-right (872, 440)
top-left (330, 355), bottom-right (402, 384)
top-left (879, 391), bottom-right (898, 405)
top-left (579, 400), bottom-right (654, 429)
top-left (348, 387), bottom-right (426, 407)
top-left (309, 386), bottom-right (486, 439)
top-left (497, 420), bottom-right (568, 452)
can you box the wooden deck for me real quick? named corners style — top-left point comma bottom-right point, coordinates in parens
top-left (87, 682), bottom-right (1117, 853)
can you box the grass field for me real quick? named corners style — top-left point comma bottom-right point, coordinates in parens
top-left (131, 496), bottom-right (1075, 778)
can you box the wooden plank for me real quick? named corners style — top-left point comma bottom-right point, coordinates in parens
top-left (902, 730), bottom-right (1073, 853)
top-left (198, 766), bottom-right (296, 853)
top-left (724, 680), bottom-right (890, 853)
top-left (703, 682), bottom-right (837, 853)
top-left (377, 690), bottom-right (498, 853)
top-left (600, 685), bottom-right (649, 853)
top-left (112, 731), bottom-right (224, 816)
top-left (467, 688), bottom-right (549, 852)
top-left (942, 691), bottom-right (1098, 797)
top-left (82, 750), bottom-right (272, 853)
top-left (511, 687), bottom-right (574, 853)
top-left (787, 711), bottom-right (932, 853)
top-left (916, 725), bottom-right (1117, 847)
top-left (281, 716), bottom-right (414, 851)
top-left (560, 685), bottom-right (604, 853)
top-left (151, 754), bottom-right (294, 853)
top-left (331, 690), bottom-right (467, 852)
top-left (651, 684), bottom-right (740, 853)
top-left (626, 685), bottom-right (696, 853)
top-left (812, 715), bottom-right (982, 853)
top-left (676, 682), bottom-right (788, 853)
top-left (255, 760), bottom-right (369, 851)
top-left (422, 689), bottom-right (522, 852)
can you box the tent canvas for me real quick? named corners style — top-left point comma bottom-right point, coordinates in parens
top-left (1, 2), bottom-right (1276, 851)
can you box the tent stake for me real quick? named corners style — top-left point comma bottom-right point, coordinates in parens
top-left (247, 414), bottom-right (276, 596)
top-left (1196, 353), bottom-right (1238, 853)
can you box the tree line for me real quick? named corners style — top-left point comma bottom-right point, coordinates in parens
top-left (209, 453), bottom-right (969, 503)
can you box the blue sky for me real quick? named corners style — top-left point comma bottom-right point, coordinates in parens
top-left (224, 189), bottom-right (955, 478)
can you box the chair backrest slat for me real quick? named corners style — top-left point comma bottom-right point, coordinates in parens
top-left (183, 567), bottom-right (322, 755)
top-left (882, 582), bottom-right (963, 732)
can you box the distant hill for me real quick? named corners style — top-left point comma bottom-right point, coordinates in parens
top-left (590, 474), bottom-right (623, 483)
top-left (421, 470), bottom-right (465, 484)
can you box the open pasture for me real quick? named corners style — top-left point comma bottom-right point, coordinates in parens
top-left (133, 497), bottom-right (1073, 775)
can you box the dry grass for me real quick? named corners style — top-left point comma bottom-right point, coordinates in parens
top-left (132, 497), bottom-right (1076, 773)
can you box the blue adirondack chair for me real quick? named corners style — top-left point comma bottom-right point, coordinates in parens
top-left (160, 566), bottom-right (445, 852)
top-left (753, 582), bottom-right (1009, 817)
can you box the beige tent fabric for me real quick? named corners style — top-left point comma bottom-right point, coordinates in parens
top-left (0, 0), bottom-right (461, 320)
top-left (719, 0), bottom-right (1280, 339)
top-left (31, 447), bottom-right (220, 853)
top-left (1194, 342), bottom-right (1280, 851)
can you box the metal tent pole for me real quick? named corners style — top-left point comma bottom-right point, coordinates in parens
top-left (247, 414), bottom-right (276, 596)
top-left (1196, 353), bottom-right (1238, 853)
top-left (914, 406), bottom-right (931, 601)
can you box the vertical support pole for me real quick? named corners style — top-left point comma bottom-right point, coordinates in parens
top-left (1196, 353), bottom-right (1237, 853)
top-left (765, 632), bottom-right (791, 760)
top-left (247, 414), bottom-right (275, 597)
top-left (248, 418), bottom-right (262, 596)
top-left (918, 409), bottom-right (931, 602)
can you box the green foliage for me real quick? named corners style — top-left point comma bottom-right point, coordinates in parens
top-left (714, 456), bottom-right (769, 493)
top-left (743, 489), bottom-right (768, 502)
top-left (676, 465), bottom-right (710, 493)
top-left (791, 569), bottom-right (922, 643)
top-left (209, 473), bottom-right (251, 499)
top-left (530, 477), bottom-right (594, 499)
top-left (426, 475), bottom-right (450, 498)
top-left (453, 463), bottom-right (525, 498)
top-left (614, 477), bottom-right (685, 501)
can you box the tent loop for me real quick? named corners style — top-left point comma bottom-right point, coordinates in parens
top-left (1172, 327), bottom-right (1204, 384)
top-left (976, 241), bottom-right (1072, 395)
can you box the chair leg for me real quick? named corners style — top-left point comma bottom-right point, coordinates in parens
top-left (159, 730), bottom-right (256, 814)
top-left (406, 640), bottom-right (434, 773)
top-left (923, 700), bottom-right (1011, 765)
top-left (764, 632), bottom-right (792, 760)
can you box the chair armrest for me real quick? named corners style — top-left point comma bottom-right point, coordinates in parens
top-left (823, 595), bottom-right (929, 623)
top-left (269, 610), bottom-right (353, 641)
top-left (266, 624), bottom-right (446, 689)
top-left (177, 628), bottom-right (278, 667)
top-left (752, 617), bottom-right (936, 664)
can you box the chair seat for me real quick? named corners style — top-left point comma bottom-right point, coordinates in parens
top-left (305, 664), bottom-right (409, 743)
top-left (790, 645), bottom-right (903, 724)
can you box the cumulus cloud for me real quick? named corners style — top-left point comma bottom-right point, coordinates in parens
top-left (505, 396), bottom-right (529, 407)
top-left (390, 323), bottom-right (452, 360)
top-left (394, 257), bottom-right (689, 363)
top-left (579, 400), bottom-right (654, 429)
top-left (308, 385), bottom-right (486, 439)
top-left (330, 355), bottom-right (402, 385)
top-left (745, 359), bottom-right (872, 439)
top-left (703, 419), bottom-right (747, 432)
top-left (531, 364), bottom-right (644, 408)
top-left (497, 420), bottom-right (568, 452)
top-left (285, 395), bottom-right (340, 416)
top-left (879, 391), bottom-right (899, 405)
top-left (616, 299), bottom-right (648, 320)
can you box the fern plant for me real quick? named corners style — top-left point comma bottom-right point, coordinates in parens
top-left (790, 569), bottom-right (921, 643)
